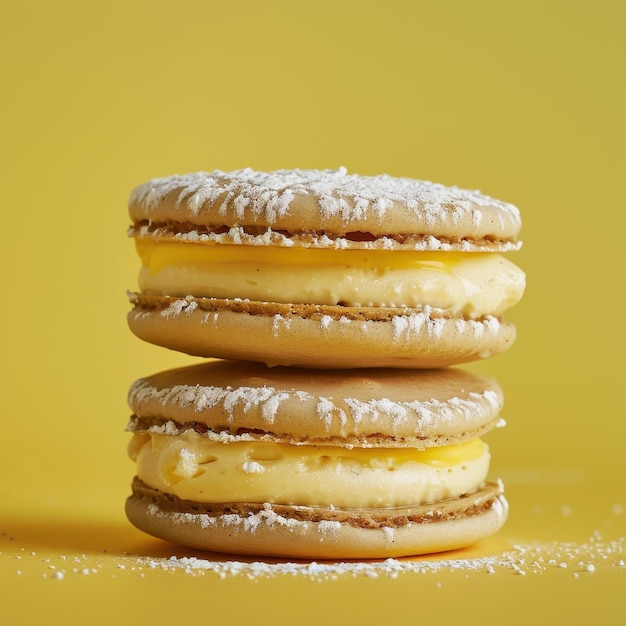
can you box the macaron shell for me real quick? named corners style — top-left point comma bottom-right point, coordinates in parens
top-left (125, 479), bottom-right (508, 559)
top-left (128, 168), bottom-right (522, 246)
top-left (127, 360), bottom-right (504, 448)
top-left (127, 293), bottom-right (516, 370)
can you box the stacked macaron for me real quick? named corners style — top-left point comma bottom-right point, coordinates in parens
top-left (125, 167), bottom-right (525, 558)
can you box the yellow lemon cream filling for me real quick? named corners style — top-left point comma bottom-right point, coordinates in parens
top-left (129, 432), bottom-right (490, 508)
top-left (135, 240), bottom-right (525, 317)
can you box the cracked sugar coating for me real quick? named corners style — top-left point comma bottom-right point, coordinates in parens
top-left (129, 167), bottom-right (522, 250)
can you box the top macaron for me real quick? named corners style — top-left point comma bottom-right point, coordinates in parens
top-left (128, 167), bottom-right (521, 252)
top-left (127, 168), bottom-right (525, 368)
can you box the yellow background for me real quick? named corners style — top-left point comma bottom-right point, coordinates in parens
top-left (1, 0), bottom-right (624, 623)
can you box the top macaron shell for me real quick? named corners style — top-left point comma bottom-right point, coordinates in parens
top-left (128, 167), bottom-right (522, 251)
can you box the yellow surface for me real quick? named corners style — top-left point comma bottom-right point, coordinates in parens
top-left (1, 1), bottom-right (624, 624)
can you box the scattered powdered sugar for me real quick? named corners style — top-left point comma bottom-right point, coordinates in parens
top-left (391, 310), bottom-right (501, 343)
top-left (160, 297), bottom-right (197, 318)
top-left (3, 529), bottom-right (622, 581)
top-left (241, 461), bottom-right (266, 474)
top-left (320, 315), bottom-right (333, 329)
top-left (127, 534), bottom-right (624, 580)
top-left (199, 311), bottom-right (220, 326)
top-left (272, 314), bottom-right (292, 337)
top-left (317, 520), bottom-right (342, 536)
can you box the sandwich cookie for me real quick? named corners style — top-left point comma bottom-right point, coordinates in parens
top-left (127, 168), bottom-right (525, 368)
top-left (125, 360), bottom-right (508, 558)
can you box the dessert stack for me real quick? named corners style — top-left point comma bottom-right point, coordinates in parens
top-left (124, 168), bottom-right (525, 558)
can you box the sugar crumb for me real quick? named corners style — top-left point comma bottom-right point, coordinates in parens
top-left (6, 534), bottom-right (622, 582)
top-left (123, 535), bottom-right (623, 580)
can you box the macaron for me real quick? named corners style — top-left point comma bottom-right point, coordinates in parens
top-left (125, 360), bottom-right (508, 558)
top-left (127, 167), bottom-right (525, 368)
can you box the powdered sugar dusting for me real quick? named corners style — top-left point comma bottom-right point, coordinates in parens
top-left (131, 222), bottom-right (520, 251)
top-left (272, 314), bottom-right (292, 337)
top-left (320, 315), bottom-right (333, 329)
top-left (342, 398), bottom-right (410, 429)
top-left (241, 461), bottom-right (266, 474)
top-left (391, 311), bottom-right (428, 340)
top-left (129, 168), bottom-right (521, 231)
top-left (129, 373), bottom-right (501, 438)
top-left (316, 397), bottom-right (348, 429)
top-left (160, 298), bottom-right (197, 319)
top-left (318, 520), bottom-right (342, 535)
top-left (261, 392), bottom-right (289, 423)
top-left (390, 309), bottom-right (503, 343)
top-left (137, 421), bottom-right (266, 443)
top-left (129, 379), bottom-right (310, 426)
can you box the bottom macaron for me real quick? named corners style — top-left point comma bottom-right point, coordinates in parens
top-left (125, 360), bottom-right (509, 558)
top-left (126, 478), bottom-right (507, 559)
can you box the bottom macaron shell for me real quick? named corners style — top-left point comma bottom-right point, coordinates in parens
top-left (125, 479), bottom-right (508, 559)
top-left (127, 294), bottom-right (516, 368)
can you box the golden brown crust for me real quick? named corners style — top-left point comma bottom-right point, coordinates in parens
top-left (125, 477), bottom-right (508, 558)
top-left (127, 293), bottom-right (516, 369)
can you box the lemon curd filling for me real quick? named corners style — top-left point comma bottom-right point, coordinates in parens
top-left (135, 240), bottom-right (525, 317)
top-left (129, 432), bottom-right (490, 508)
top-left (136, 239), bottom-right (463, 272)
